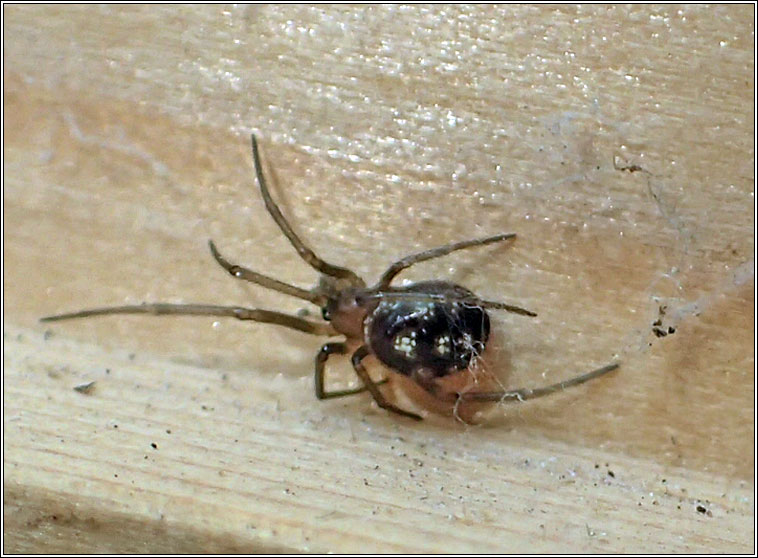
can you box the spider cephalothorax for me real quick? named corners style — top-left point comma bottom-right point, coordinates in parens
top-left (42, 134), bottom-right (618, 421)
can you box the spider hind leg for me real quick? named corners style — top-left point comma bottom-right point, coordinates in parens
top-left (459, 363), bottom-right (620, 403)
top-left (351, 345), bottom-right (423, 420)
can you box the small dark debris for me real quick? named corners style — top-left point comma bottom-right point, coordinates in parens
top-left (73, 381), bottom-right (96, 394)
top-left (614, 158), bottom-right (646, 173)
top-left (696, 505), bottom-right (707, 514)
top-left (651, 304), bottom-right (676, 338)
top-left (150, 442), bottom-right (158, 450)
top-left (620, 164), bottom-right (643, 173)
top-left (607, 470), bottom-right (615, 478)
top-left (166, 429), bottom-right (172, 434)
top-left (113, 424), bottom-right (119, 429)
top-left (653, 327), bottom-right (668, 338)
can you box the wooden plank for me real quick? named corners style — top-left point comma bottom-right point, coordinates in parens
top-left (4, 4), bottom-right (754, 553)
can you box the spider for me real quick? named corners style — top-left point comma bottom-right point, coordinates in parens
top-left (42, 134), bottom-right (619, 421)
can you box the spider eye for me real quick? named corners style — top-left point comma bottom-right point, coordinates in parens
top-left (321, 307), bottom-right (331, 321)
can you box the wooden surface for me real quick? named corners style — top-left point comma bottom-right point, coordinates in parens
top-left (4, 5), bottom-right (754, 553)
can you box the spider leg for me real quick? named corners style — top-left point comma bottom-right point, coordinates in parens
top-left (466, 298), bottom-right (537, 317)
top-left (376, 232), bottom-right (516, 288)
top-left (351, 345), bottom-right (423, 420)
top-left (209, 240), bottom-right (326, 306)
top-left (314, 342), bottom-right (388, 400)
top-left (459, 363), bottom-right (619, 402)
top-left (40, 303), bottom-right (335, 335)
top-left (250, 134), bottom-right (365, 287)
top-left (360, 291), bottom-right (537, 317)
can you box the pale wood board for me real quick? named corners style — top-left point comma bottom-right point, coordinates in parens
top-left (3, 5), bottom-right (754, 553)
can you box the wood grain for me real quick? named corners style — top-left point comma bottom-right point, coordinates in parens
top-left (4, 5), bottom-right (754, 552)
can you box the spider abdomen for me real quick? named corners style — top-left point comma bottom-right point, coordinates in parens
top-left (364, 281), bottom-right (490, 382)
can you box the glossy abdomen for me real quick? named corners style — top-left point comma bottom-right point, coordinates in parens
top-left (364, 281), bottom-right (490, 380)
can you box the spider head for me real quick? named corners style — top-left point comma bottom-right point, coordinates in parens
top-left (317, 276), bottom-right (374, 341)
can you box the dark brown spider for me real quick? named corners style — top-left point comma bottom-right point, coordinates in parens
top-left (41, 135), bottom-right (618, 421)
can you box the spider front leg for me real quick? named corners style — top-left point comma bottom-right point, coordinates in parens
top-left (208, 240), bottom-right (326, 306)
top-left (40, 303), bottom-right (335, 335)
top-left (351, 345), bottom-right (423, 420)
